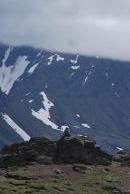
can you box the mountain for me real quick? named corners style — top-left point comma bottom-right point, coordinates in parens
top-left (0, 43), bottom-right (130, 152)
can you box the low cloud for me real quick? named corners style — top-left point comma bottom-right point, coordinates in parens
top-left (0, 0), bottom-right (130, 60)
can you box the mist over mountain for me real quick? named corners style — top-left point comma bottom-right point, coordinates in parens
top-left (1, 0), bottom-right (130, 60)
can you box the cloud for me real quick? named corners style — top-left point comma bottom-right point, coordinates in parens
top-left (0, 0), bottom-right (130, 60)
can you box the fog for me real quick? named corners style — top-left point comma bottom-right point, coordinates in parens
top-left (0, 0), bottom-right (130, 60)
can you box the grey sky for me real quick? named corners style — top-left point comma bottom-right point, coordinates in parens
top-left (0, 0), bottom-right (130, 60)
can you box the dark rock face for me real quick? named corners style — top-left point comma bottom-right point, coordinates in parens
top-left (0, 136), bottom-right (112, 168)
top-left (55, 136), bottom-right (112, 165)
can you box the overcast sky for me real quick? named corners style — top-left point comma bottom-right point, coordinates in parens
top-left (0, 0), bottom-right (130, 60)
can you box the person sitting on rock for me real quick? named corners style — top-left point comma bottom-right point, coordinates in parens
top-left (62, 127), bottom-right (71, 139)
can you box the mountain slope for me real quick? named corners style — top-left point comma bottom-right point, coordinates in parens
top-left (0, 43), bottom-right (130, 152)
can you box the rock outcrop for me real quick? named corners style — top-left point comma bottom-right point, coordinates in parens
top-left (0, 136), bottom-right (112, 168)
top-left (55, 136), bottom-right (112, 165)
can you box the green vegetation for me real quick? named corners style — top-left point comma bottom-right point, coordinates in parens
top-left (0, 165), bottom-right (128, 194)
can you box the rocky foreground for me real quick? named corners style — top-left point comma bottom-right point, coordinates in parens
top-left (0, 136), bottom-right (130, 194)
top-left (0, 136), bottom-right (113, 167)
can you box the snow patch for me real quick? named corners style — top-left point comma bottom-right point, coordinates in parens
top-left (2, 46), bottom-right (12, 65)
top-left (70, 55), bottom-right (80, 70)
top-left (70, 55), bottom-right (79, 65)
top-left (29, 100), bottom-right (33, 103)
top-left (37, 50), bottom-right (43, 58)
top-left (47, 54), bottom-right (64, 65)
top-left (81, 123), bottom-right (91, 129)
top-left (112, 83), bottom-right (115, 87)
top-left (91, 64), bottom-right (95, 69)
top-left (2, 113), bottom-right (30, 141)
top-left (76, 114), bottom-right (80, 118)
top-left (25, 92), bottom-right (31, 96)
top-left (78, 134), bottom-right (88, 138)
top-left (28, 63), bottom-right (39, 74)
top-left (82, 70), bottom-right (92, 86)
top-left (71, 65), bottom-right (80, 70)
top-left (82, 65), bottom-right (95, 86)
top-left (116, 147), bottom-right (124, 151)
top-left (56, 55), bottom-right (64, 62)
top-left (47, 55), bottom-right (55, 65)
top-left (0, 48), bottom-right (30, 94)
top-left (83, 75), bottom-right (89, 85)
top-left (32, 92), bottom-right (59, 130)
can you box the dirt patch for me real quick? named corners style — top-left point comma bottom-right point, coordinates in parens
top-left (20, 164), bottom-right (82, 181)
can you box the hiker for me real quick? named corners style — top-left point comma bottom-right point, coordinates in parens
top-left (62, 127), bottom-right (71, 139)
